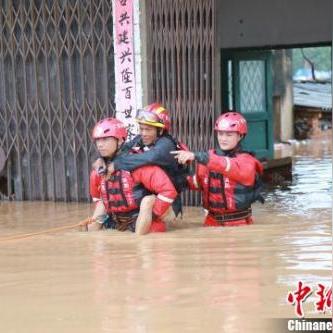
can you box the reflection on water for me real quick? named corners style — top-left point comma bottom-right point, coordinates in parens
top-left (0, 137), bottom-right (331, 333)
top-left (266, 136), bottom-right (332, 214)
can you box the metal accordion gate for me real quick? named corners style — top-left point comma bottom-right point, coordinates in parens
top-left (0, 1), bottom-right (115, 201)
top-left (145, 0), bottom-right (215, 205)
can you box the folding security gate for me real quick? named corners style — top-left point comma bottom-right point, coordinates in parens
top-left (0, 1), bottom-right (115, 201)
top-left (146, 0), bottom-right (215, 205)
top-left (0, 0), bottom-right (216, 205)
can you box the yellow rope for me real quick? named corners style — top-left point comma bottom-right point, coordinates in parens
top-left (0, 217), bottom-right (94, 242)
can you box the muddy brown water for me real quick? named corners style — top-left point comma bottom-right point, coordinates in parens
top-left (0, 137), bottom-right (331, 333)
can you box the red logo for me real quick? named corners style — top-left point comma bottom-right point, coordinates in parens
top-left (287, 281), bottom-right (332, 317)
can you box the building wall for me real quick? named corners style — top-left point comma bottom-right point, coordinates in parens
top-left (215, 0), bottom-right (331, 144)
top-left (216, 0), bottom-right (332, 48)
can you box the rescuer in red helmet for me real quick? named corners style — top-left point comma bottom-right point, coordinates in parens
top-left (89, 117), bottom-right (177, 234)
top-left (92, 103), bottom-right (189, 225)
top-left (172, 111), bottom-right (264, 227)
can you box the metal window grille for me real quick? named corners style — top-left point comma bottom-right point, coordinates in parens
top-left (0, 1), bottom-right (115, 201)
top-left (146, 0), bottom-right (215, 205)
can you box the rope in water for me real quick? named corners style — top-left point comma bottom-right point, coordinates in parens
top-left (0, 217), bottom-right (94, 242)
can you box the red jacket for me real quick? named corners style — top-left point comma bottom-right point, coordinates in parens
top-left (90, 165), bottom-right (177, 218)
top-left (188, 150), bottom-right (263, 226)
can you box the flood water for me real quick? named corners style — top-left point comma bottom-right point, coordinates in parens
top-left (0, 136), bottom-right (331, 333)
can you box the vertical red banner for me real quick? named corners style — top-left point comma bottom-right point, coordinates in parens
top-left (113, 0), bottom-right (137, 139)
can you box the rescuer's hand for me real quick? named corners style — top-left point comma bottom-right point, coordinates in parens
top-left (170, 150), bottom-right (195, 164)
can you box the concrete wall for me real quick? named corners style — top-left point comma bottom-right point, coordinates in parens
top-left (216, 0), bottom-right (332, 49)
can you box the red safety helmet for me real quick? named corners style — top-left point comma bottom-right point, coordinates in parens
top-left (136, 103), bottom-right (171, 131)
top-left (92, 117), bottom-right (127, 140)
top-left (214, 112), bottom-right (248, 135)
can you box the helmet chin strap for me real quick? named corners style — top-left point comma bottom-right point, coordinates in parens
top-left (117, 138), bottom-right (124, 149)
top-left (112, 138), bottom-right (126, 157)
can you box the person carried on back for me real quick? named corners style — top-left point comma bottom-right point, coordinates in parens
top-left (89, 117), bottom-right (178, 234)
top-left (92, 103), bottom-right (188, 229)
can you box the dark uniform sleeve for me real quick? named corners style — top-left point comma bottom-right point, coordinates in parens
top-left (119, 135), bottom-right (140, 153)
top-left (113, 136), bottom-right (177, 172)
top-left (194, 151), bottom-right (209, 165)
